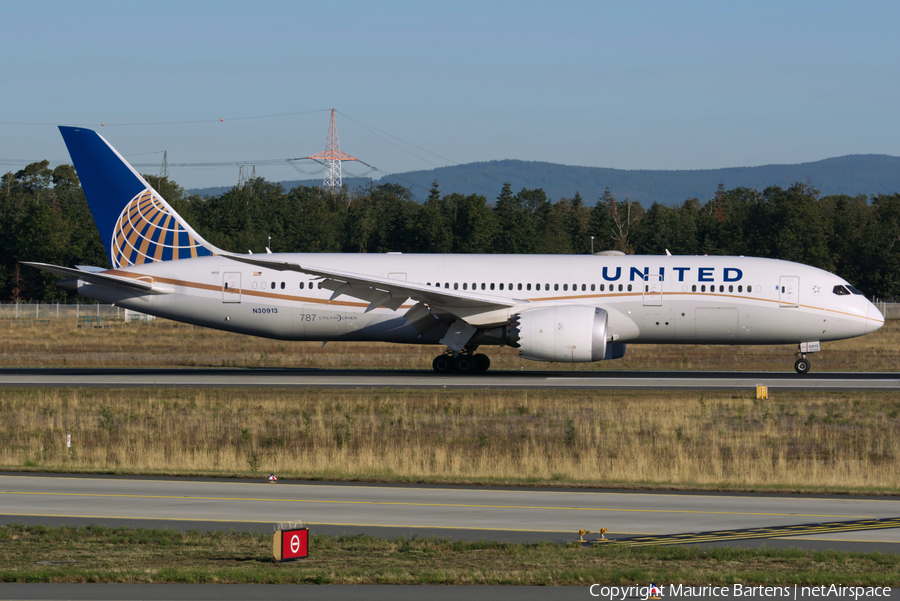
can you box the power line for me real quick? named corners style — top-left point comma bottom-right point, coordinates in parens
top-left (133, 158), bottom-right (312, 168)
top-left (1, 108), bottom-right (501, 195)
top-left (1, 157), bottom-right (327, 171)
top-left (0, 158), bottom-right (67, 166)
top-left (0, 109), bottom-right (330, 127)
top-left (350, 159), bottom-right (433, 194)
top-left (337, 111), bottom-right (456, 167)
top-left (287, 161), bottom-right (325, 176)
top-left (336, 113), bottom-right (442, 169)
top-left (2, 109), bottom-right (493, 182)
top-left (124, 150), bottom-right (165, 157)
top-left (336, 110), bottom-right (504, 184)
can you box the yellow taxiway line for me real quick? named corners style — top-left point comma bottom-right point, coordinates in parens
top-left (0, 490), bottom-right (877, 520)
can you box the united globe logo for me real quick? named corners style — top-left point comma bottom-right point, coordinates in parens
top-left (111, 189), bottom-right (211, 268)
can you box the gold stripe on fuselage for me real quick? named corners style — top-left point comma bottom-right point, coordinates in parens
top-left (103, 269), bottom-right (882, 324)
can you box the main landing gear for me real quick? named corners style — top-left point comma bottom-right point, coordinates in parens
top-left (432, 350), bottom-right (491, 374)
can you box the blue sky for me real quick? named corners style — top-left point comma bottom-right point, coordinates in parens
top-left (2, 0), bottom-right (898, 190)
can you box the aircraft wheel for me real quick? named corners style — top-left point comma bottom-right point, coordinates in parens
top-left (432, 355), bottom-right (453, 374)
top-left (473, 353), bottom-right (491, 372)
top-left (454, 355), bottom-right (476, 374)
top-left (794, 358), bottom-right (811, 374)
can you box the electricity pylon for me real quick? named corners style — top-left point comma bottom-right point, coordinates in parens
top-left (307, 109), bottom-right (358, 192)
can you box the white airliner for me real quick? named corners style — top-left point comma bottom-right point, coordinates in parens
top-left (24, 127), bottom-right (884, 374)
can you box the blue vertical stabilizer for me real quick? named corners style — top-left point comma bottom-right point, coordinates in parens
top-left (58, 126), bottom-right (218, 268)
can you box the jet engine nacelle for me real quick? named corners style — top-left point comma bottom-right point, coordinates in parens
top-left (511, 305), bottom-right (609, 363)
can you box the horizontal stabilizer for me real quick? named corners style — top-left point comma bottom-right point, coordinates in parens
top-left (21, 262), bottom-right (173, 295)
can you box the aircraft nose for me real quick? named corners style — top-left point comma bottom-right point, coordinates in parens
top-left (867, 301), bottom-right (885, 334)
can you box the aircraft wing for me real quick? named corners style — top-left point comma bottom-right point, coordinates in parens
top-left (21, 262), bottom-right (173, 295)
top-left (222, 254), bottom-right (521, 327)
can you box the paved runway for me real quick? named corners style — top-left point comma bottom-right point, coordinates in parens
top-left (3, 474), bottom-right (900, 552)
top-left (1, 367), bottom-right (898, 390)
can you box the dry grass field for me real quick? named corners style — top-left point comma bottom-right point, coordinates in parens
top-left (0, 317), bottom-right (898, 371)
top-left (3, 387), bottom-right (899, 493)
top-left (4, 525), bottom-right (898, 585)
top-left (1, 319), bottom-right (897, 492)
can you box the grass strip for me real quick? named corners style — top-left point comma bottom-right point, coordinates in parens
top-left (1, 318), bottom-right (897, 372)
top-left (1, 524), bottom-right (898, 585)
top-left (4, 387), bottom-right (900, 494)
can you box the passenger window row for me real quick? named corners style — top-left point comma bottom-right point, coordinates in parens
top-left (250, 280), bottom-right (323, 290)
top-left (426, 282), bottom-right (623, 292)
top-left (420, 282), bottom-right (759, 295)
top-left (424, 282), bottom-right (640, 293)
top-left (690, 284), bottom-right (754, 294)
top-left (242, 278), bottom-right (772, 298)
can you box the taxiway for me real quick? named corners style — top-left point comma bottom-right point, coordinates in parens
top-left (0, 367), bottom-right (898, 391)
top-left (3, 474), bottom-right (899, 552)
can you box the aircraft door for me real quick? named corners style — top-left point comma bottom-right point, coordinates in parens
top-left (643, 273), bottom-right (662, 306)
top-left (223, 272), bottom-right (241, 303)
top-left (779, 276), bottom-right (799, 307)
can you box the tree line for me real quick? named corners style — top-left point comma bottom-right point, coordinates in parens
top-left (3, 160), bottom-right (900, 301)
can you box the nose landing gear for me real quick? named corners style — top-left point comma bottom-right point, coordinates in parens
top-left (794, 341), bottom-right (819, 374)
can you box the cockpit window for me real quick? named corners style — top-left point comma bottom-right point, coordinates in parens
top-left (832, 285), bottom-right (851, 296)
top-left (847, 285), bottom-right (864, 296)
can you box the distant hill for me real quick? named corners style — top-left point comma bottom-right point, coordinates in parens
top-left (188, 177), bottom-right (374, 198)
top-left (188, 155), bottom-right (900, 206)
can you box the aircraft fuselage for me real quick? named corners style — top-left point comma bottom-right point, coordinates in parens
top-left (77, 253), bottom-right (882, 348)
